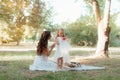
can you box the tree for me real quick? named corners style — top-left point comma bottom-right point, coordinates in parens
top-left (0, 0), bottom-right (31, 45)
top-left (0, 0), bottom-right (52, 44)
top-left (28, 0), bottom-right (44, 41)
top-left (89, 0), bottom-right (111, 58)
top-left (27, 0), bottom-right (52, 42)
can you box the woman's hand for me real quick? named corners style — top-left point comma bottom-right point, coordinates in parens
top-left (55, 39), bottom-right (59, 45)
top-left (51, 43), bottom-right (55, 50)
top-left (44, 43), bottom-right (55, 56)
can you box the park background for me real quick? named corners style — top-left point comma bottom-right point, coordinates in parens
top-left (0, 0), bottom-right (120, 80)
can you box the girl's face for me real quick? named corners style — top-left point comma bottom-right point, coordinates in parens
top-left (58, 29), bottom-right (64, 37)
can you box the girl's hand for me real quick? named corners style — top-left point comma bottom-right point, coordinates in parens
top-left (62, 37), bottom-right (66, 40)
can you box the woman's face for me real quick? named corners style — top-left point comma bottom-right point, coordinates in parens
top-left (48, 34), bottom-right (51, 40)
top-left (58, 30), bottom-right (64, 37)
top-left (42, 31), bottom-right (51, 40)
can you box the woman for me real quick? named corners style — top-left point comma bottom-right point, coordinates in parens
top-left (29, 31), bottom-right (57, 71)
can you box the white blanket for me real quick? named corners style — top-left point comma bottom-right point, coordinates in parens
top-left (62, 65), bottom-right (105, 71)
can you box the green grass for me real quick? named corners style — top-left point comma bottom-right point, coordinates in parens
top-left (0, 49), bottom-right (120, 80)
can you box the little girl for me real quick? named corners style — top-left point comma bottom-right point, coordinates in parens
top-left (53, 28), bottom-right (71, 66)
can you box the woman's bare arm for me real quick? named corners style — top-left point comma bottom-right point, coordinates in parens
top-left (43, 43), bottom-right (55, 56)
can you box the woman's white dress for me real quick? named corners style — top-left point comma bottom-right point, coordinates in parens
top-left (29, 54), bottom-right (105, 71)
top-left (53, 37), bottom-right (71, 64)
top-left (29, 55), bottom-right (57, 71)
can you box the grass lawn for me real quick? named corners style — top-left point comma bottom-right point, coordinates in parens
top-left (0, 48), bottom-right (120, 80)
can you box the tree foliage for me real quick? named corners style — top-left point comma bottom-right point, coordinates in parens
top-left (65, 16), bottom-right (97, 46)
top-left (0, 0), bottom-right (52, 45)
top-left (109, 13), bottom-right (120, 46)
top-left (27, 0), bottom-right (52, 41)
top-left (0, 0), bottom-right (31, 45)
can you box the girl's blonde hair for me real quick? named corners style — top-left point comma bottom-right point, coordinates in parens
top-left (56, 28), bottom-right (65, 38)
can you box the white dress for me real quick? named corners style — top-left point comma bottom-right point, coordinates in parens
top-left (29, 55), bottom-right (105, 71)
top-left (29, 55), bottom-right (57, 71)
top-left (53, 37), bottom-right (71, 64)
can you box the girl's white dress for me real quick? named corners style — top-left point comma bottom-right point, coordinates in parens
top-left (29, 55), bottom-right (57, 71)
top-left (53, 37), bottom-right (71, 64)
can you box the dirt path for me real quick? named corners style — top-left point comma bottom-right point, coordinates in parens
top-left (0, 43), bottom-right (120, 52)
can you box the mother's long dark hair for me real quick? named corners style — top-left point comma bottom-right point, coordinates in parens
top-left (37, 31), bottom-right (51, 55)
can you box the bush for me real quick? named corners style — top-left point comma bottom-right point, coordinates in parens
top-left (109, 28), bottom-right (120, 47)
top-left (65, 22), bottom-right (97, 46)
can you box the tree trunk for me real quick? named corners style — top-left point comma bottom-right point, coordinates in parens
top-left (95, 20), bottom-right (110, 57)
top-left (16, 40), bottom-right (20, 46)
top-left (33, 28), bottom-right (38, 44)
top-left (92, 0), bottom-right (101, 24)
top-left (92, 0), bottom-right (111, 58)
